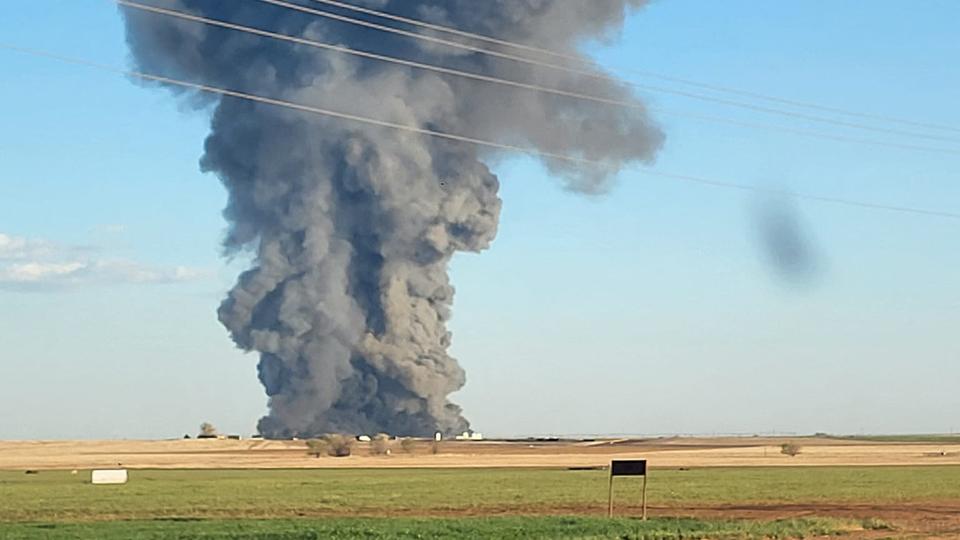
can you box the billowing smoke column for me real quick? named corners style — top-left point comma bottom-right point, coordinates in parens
top-left (121, 0), bottom-right (663, 437)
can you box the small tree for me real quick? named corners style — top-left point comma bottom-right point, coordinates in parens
top-left (323, 434), bottom-right (353, 457)
top-left (370, 433), bottom-right (392, 456)
top-left (306, 439), bottom-right (327, 458)
top-left (400, 438), bottom-right (417, 454)
top-left (199, 422), bottom-right (217, 437)
top-left (781, 442), bottom-right (802, 457)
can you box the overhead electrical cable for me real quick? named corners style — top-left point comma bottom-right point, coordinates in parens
top-left (255, 0), bottom-right (960, 145)
top-left (115, 0), bottom-right (960, 156)
top-left (308, 0), bottom-right (960, 135)
top-left (2, 43), bottom-right (957, 222)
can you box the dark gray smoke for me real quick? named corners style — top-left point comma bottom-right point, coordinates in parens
top-left (753, 197), bottom-right (820, 286)
top-left (120, 0), bottom-right (663, 437)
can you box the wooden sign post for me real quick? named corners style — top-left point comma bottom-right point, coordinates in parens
top-left (608, 459), bottom-right (647, 519)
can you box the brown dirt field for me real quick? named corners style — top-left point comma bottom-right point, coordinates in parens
top-left (2, 436), bottom-right (959, 470)
top-left (356, 502), bottom-right (960, 539)
top-left (661, 503), bottom-right (960, 539)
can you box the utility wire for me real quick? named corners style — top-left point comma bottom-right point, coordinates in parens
top-left (309, 0), bottom-right (960, 135)
top-left (257, 0), bottom-right (959, 145)
top-left (116, 0), bottom-right (960, 156)
top-left (2, 43), bottom-right (957, 222)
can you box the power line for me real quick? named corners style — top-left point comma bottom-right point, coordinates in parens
top-left (309, 0), bottom-right (960, 135)
top-left (116, 0), bottom-right (960, 157)
top-left (2, 43), bottom-right (957, 222)
top-left (257, 0), bottom-right (960, 145)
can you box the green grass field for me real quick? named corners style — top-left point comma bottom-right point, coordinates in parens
top-left (2, 466), bottom-right (955, 538)
top-left (2, 466), bottom-right (957, 522)
top-left (0, 516), bottom-right (855, 540)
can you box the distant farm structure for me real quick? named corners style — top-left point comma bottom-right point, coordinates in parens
top-left (196, 434), bottom-right (243, 441)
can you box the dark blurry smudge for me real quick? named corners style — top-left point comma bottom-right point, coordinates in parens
top-left (753, 197), bottom-right (821, 287)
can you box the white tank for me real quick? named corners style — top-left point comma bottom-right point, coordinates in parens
top-left (91, 469), bottom-right (128, 485)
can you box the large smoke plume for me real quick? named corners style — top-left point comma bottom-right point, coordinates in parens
top-left (121, 0), bottom-right (662, 437)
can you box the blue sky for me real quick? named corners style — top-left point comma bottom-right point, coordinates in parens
top-left (1, 0), bottom-right (957, 439)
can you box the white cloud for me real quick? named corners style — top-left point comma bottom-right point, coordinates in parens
top-left (0, 262), bottom-right (87, 282)
top-left (88, 259), bottom-right (212, 284)
top-left (0, 233), bottom-right (56, 261)
top-left (0, 233), bottom-right (210, 291)
top-left (91, 224), bottom-right (128, 235)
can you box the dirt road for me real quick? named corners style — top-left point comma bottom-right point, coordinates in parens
top-left (1, 436), bottom-right (958, 470)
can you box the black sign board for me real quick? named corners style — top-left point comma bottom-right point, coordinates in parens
top-left (608, 459), bottom-right (648, 519)
top-left (610, 459), bottom-right (647, 477)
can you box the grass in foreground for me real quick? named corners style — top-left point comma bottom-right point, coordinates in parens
top-left (0, 466), bottom-right (957, 523)
top-left (0, 516), bottom-right (856, 540)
